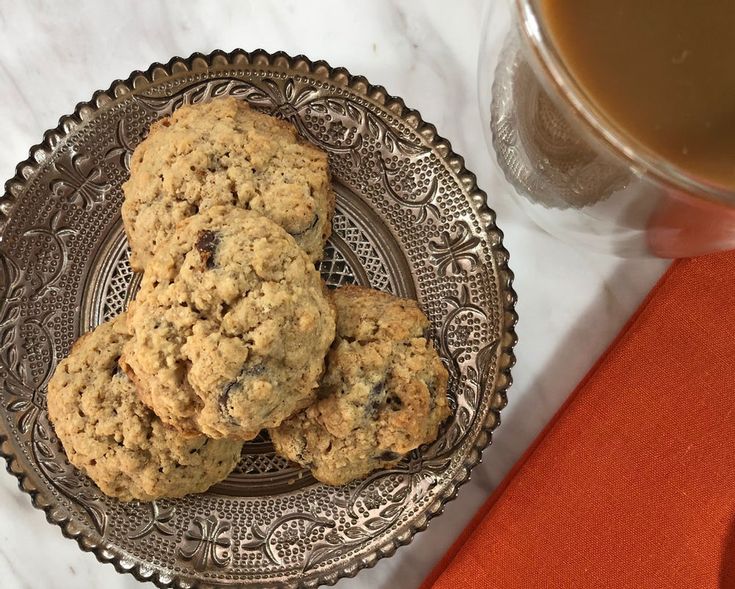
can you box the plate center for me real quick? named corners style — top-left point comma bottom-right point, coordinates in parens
top-left (80, 184), bottom-right (414, 496)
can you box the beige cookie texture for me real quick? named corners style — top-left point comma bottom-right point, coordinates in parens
top-left (269, 285), bottom-right (450, 486)
top-left (46, 314), bottom-right (243, 502)
top-left (121, 205), bottom-right (336, 440)
top-left (122, 97), bottom-right (333, 271)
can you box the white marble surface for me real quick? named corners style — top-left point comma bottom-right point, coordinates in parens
top-left (0, 1), bottom-right (669, 587)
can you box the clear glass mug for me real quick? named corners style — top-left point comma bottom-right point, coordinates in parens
top-left (479, 0), bottom-right (735, 258)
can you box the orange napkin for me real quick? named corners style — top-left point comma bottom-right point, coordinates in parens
top-left (422, 251), bottom-right (735, 589)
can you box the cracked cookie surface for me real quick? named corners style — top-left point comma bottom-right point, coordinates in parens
top-left (122, 97), bottom-right (333, 271)
top-left (269, 285), bottom-right (450, 485)
top-left (47, 314), bottom-right (243, 502)
top-left (121, 206), bottom-right (336, 440)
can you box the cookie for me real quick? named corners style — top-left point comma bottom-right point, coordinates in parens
top-left (122, 97), bottom-right (333, 271)
top-left (269, 285), bottom-right (450, 485)
top-left (121, 206), bottom-right (336, 440)
top-left (46, 314), bottom-right (243, 502)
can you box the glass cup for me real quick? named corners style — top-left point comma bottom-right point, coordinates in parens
top-left (479, 0), bottom-right (735, 257)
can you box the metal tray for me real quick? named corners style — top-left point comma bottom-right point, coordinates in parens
top-left (0, 49), bottom-right (517, 588)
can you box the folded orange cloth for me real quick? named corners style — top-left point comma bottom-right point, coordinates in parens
top-left (422, 251), bottom-right (735, 589)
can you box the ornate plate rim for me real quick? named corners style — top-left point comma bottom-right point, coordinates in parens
top-left (0, 48), bottom-right (518, 588)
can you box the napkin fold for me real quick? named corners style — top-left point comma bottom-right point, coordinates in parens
top-left (423, 251), bottom-right (735, 589)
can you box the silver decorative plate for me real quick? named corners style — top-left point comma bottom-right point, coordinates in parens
top-left (0, 50), bottom-right (516, 588)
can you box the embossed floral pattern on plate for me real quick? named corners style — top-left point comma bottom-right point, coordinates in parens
top-left (0, 49), bottom-right (517, 588)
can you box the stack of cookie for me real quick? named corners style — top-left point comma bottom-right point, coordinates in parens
top-left (47, 98), bottom-right (449, 501)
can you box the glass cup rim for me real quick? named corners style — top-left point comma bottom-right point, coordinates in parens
top-left (516, 0), bottom-right (734, 203)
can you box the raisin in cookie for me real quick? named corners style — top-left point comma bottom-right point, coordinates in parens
top-left (47, 314), bottom-right (243, 502)
top-left (121, 206), bottom-right (336, 440)
top-left (122, 97), bottom-right (333, 271)
top-left (269, 285), bottom-right (450, 485)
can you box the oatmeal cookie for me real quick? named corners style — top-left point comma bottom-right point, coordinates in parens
top-left (121, 206), bottom-right (336, 439)
top-left (46, 314), bottom-right (243, 502)
top-left (269, 285), bottom-right (450, 485)
top-left (122, 97), bottom-right (333, 270)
